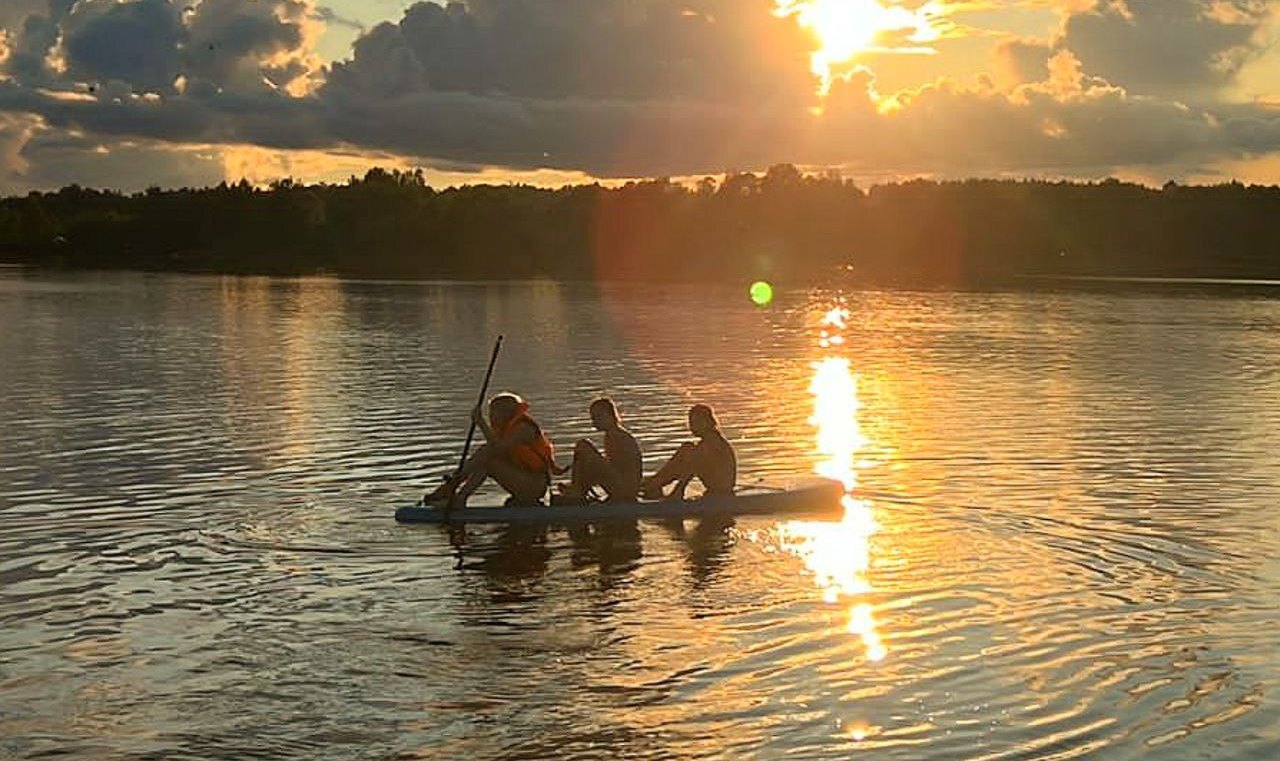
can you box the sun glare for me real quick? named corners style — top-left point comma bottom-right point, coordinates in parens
top-left (762, 301), bottom-right (886, 662)
top-left (776, 0), bottom-right (943, 96)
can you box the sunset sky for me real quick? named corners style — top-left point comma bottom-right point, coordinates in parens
top-left (1, 0), bottom-right (1278, 193)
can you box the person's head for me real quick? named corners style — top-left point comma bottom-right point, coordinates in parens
top-left (589, 397), bottom-right (620, 430)
top-left (688, 404), bottom-right (719, 437)
top-left (488, 392), bottom-right (527, 428)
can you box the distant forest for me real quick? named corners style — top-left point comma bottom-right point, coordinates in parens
top-left (3, 165), bottom-right (1280, 286)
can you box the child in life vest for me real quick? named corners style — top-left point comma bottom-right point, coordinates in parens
top-left (425, 392), bottom-right (560, 508)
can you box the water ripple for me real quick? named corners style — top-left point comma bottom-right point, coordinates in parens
top-left (1, 274), bottom-right (1278, 760)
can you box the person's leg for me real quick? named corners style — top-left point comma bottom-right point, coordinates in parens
top-left (641, 442), bottom-right (696, 499)
top-left (572, 439), bottom-right (606, 491)
top-left (425, 444), bottom-right (494, 504)
top-left (448, 444), bottom-right (499, 505)
top-left (486, 458), bottom-right (550, 505)
top-left (564, 439), bottom-right (626, 501)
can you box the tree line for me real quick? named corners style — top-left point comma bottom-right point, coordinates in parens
top-left (3, 165), bottom-right (1279, 286)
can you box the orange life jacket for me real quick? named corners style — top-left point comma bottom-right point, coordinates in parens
top-left (499, 408), bottom-right (556, 475)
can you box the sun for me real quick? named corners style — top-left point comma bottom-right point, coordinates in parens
top-left (792, 0), bottom-right (889, 63)
top-left (776, 0), bottom-right (941, 96)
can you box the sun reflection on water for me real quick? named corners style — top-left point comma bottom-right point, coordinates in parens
top-left (773, 303), bottom-right (885, 661)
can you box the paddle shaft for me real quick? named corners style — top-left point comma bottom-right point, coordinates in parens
top-left (456, 335), bottom-right (504, 476)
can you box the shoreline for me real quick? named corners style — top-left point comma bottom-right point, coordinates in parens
top-left (7, 263), bottom-right (1280, 297)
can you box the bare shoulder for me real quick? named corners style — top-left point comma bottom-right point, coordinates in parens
top-left (609, 426), bottom-right (641, 451)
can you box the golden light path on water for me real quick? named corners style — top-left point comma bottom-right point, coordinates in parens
top-left (762, 305), bottom-right (886, 662)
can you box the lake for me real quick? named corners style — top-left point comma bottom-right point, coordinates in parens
top-left (1, 271), bottom-right (1277, 760)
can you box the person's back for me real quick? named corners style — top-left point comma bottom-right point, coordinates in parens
top-left (604, 422), bottom-right (643, 500)
top-left (698, 425), bottom-right (737, 495)
top-left (641, 403), bottom-right (737, 500)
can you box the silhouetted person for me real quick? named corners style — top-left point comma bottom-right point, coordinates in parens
top-left (556, 397), bottom-right (642, 503)
top-left (641, 404), bottom-right (737, 501)
top-left (425, 392), bottom-right (557, 508)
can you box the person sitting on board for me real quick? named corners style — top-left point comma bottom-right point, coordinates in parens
top-left (424, 392), bottom-right (560, 508)
top-left (555, 397), bottom-right (643, 504)
top-left (640, 404), bottom-right (737, 501)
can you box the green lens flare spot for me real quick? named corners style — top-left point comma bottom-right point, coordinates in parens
top-left (749, 280), bottom-right (775, 306)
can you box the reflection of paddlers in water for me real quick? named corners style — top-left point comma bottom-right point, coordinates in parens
top-left (641, 404), bottom-right (738, 501)
top-left (424, 392), bottom-right (561, 509)
top-left (556, 397), bottom-right (643, 503)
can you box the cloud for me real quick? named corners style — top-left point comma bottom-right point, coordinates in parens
top-left (0, 113), bottom-right (228, 193)
top-left (5, 11), bottom-right (62, 83)
top-left (326, 0), bottom-right (815, 103)
top-left (4, 0), bottom-right (323, 95)
top-left (312, 5), bottom-right (363, 32)
top-left (814, 52), bottom-right (1265, 174)
top-left (1058, 0), bottom-right (1278, 98)
top-left (0, 0), bottom-right (45, 36)
top-left (993, 37), bottom-right (1055, 87)
top-left (185, 0), bottom-right (323, 95)
top-left (61, 0), bottom-right (186, 92)
top-left (0, 0), bottom-right (1278, 189)
top-left (0, 112), bottom-right (39, 180)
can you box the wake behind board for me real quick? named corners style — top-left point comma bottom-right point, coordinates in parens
top-left (394, 479), bottom-right (844, 525)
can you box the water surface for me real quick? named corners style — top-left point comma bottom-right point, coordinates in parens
top-left (2, 272), bottom-right (1278, 759)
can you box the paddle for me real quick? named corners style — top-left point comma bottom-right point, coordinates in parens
top-left (423, 334), bottom-right (503, 510)
top-left (458, 334), bottom-right (504, 475)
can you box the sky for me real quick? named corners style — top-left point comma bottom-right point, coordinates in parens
top-left (1, 0), bottom-right (1279, 193)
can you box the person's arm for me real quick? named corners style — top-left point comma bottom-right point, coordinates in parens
top-left (672, 474), bottom-right (693, 501)
top-left (603, 430), bottom-right (624, 465)
top-left (618, 432), bottom-right (644, 487)
top-left (471, 404), bottom-right (496, 445)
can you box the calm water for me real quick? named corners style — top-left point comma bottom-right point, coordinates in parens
top-left (2, 271), bottom-right (1278, 760)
